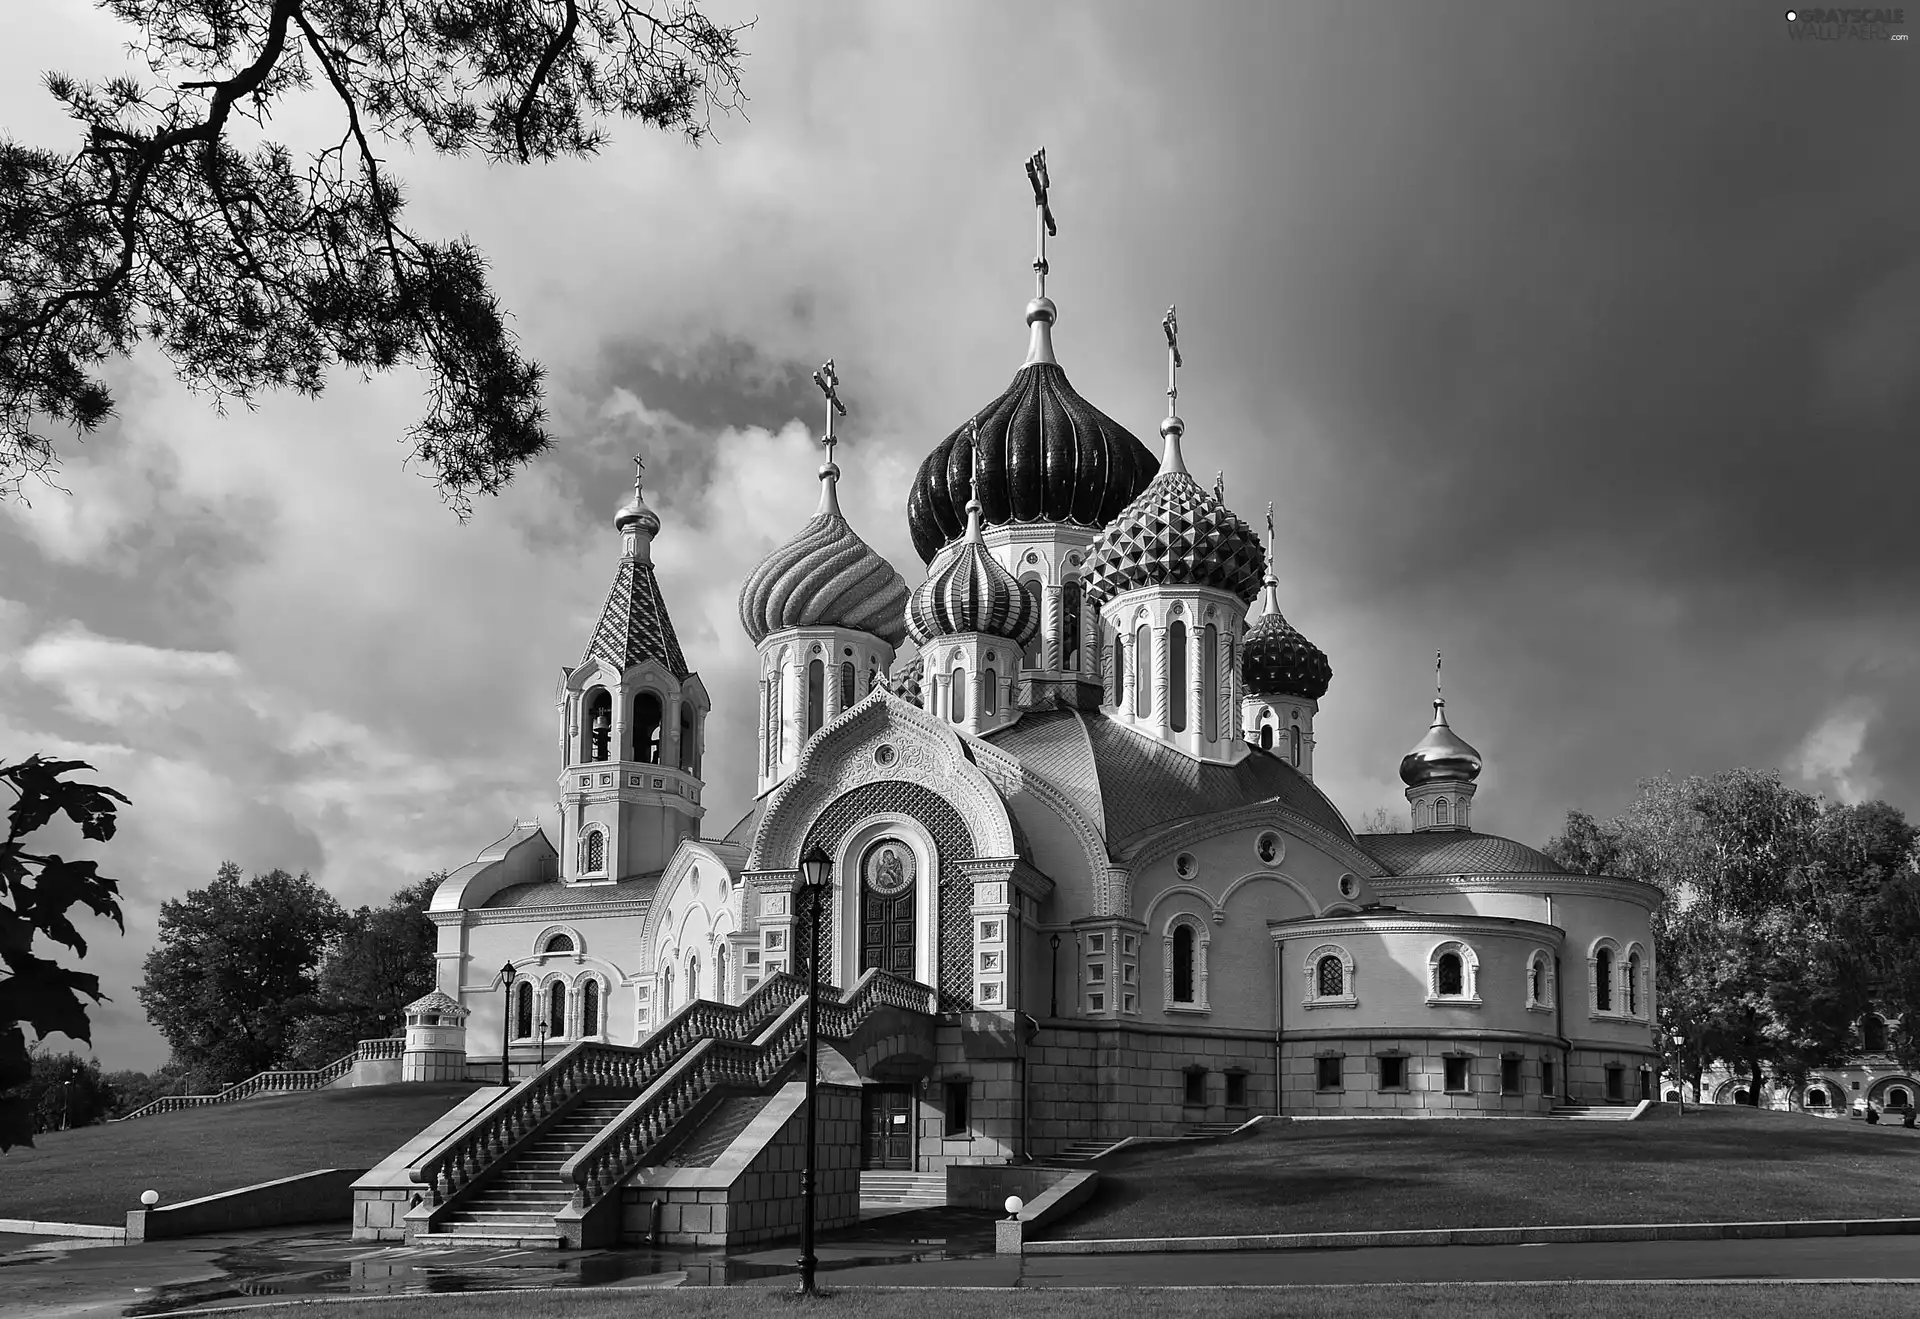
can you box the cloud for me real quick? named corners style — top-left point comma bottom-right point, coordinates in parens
top-left (1795, 705), bottom-right (1880, 806)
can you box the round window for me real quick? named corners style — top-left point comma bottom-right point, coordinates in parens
top-left (874, 744), bottom-right (897, 768)
top-left (1255, 832), bottom-right (1284, 866)
top-left (1174, 852), bottom-right (1198, 880)
top-left (1338, 873), bottom-right (1358, 899)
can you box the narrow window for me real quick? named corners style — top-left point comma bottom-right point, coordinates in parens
top-left (1021, 577), bottom-right (1045, 669)
top-left (1625, 952), bottom-right (1641, 1015)
top-left (840, 660), bottom-right (856, 710)
top-left (1259, 722), bottom-right (1273, 751)
top-left (584, 829), bottom-right (605, 874)
top-left (1061, 579), bottom-right (1082, 671)
top-left (1134, 624), bottom-right (1151, 716)
top-left (1316, 955), bottom-right (1344, 998)
top-left (715, 945), bottom-right (729, 1006)
top-left (1605, 1066), bottom-right (1624, 1102)
top-left (1290, 725), bottom-right (1302, 767)
top-left (1316, 1056), bottom-right (1343, 1091)
top-left (1168, 620), bottom-right (1188, 732)
top-left (1202, 623), bottom-right (1219, 739)
top-left (806, 660), bottom-right (825, 738)
top-left (1184, 1069), bottom-right (1207, 1104)
top-left (662, 966), bottom-right (674, 1015)
top-left (547, 980), bottom-right (566, 1038)
top-left (587, 690), bottom-right (612, 762)
top-left (950, 665), bottom-right (967, 722)
top-left (1595, 948), bottom-right (1614, 1012)
top-left (1542, 1059), bottom-right (1554, 1096)
top-left (633, 692), bottom-right (663, 764)
top-left (1529, 959), bottom-right (1543, 1003)
top-left (514, 981), bottom-right (534, 1039)
top-left (1437, 951), bottom-right (1463, 996)
top-left (1444, 1057), bottom-right (1469, 1092)
top-left (983, 667), bottom-right (998, 716)
top-left (688, 954), bottom-right (701, 1004)
top-left (1112, 634), bottom-right (1126, 706)
top-left (944, 1081), bottom-right (970, 1137)
top-left (1172, 925), bottom-right (1195, 1003)
top-left (1501, 1057), bottom-right (1521, 1095)
top-left (1379, 1056), bottom-right (1406, 1089)
top-left (764, 677), bottom-right (780, 775)
top-left (679, 709), bottom-right (697, 773)
top-left (1225, 1072), bottom-right (1249, 1108)
top-left (580, 980), bottom-right (600, 1037)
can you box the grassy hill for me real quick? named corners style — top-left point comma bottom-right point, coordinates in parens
top-left (0, 1082), bottom-right (480, 1225)
top-left (1047, 1106), bottom-right (1920, 1241)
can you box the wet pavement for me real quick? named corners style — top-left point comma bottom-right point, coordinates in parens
top-left (0, 1207), bottom-right (1003, 1317)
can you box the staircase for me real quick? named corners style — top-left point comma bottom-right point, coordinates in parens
top-left (859, 1171), bottom-right (947, 1212)
top-left (1550, 1099), bottom-right (1637, 1121)
top-left (430, 1092), bottom-right (638, 1246)
top-left (1049, 1139), bottom-right (1119, 1164)
top-left (1185, 1121), bottom-right (1245, 1138)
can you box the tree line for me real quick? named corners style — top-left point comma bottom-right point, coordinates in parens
top-left (1543, 768), bottom-right (1920, 1106)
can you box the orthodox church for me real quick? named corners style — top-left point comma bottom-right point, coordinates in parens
top-left (426, 159), bottom-right (1661, 1171)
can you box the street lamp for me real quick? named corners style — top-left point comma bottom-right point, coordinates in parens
top-left (62, 1065), bottom-right (76, 1131)
top-left (795, 843), bottom-right (832, 1297)
top-left (496, 961), bottom-right (517, 1086)
top-left (537, 1020), bottom-right (550, 1068)
top-left (1670, 1032), bottom-right (1686, 1114)
top-left (1049, 933), bottom-right (1061, 1019)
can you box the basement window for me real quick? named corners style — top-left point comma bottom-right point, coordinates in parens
top-left (1378, 1055), bottom-right (1407, 1091)
top-left (1226, 1072), bottom-right (1249, 1109)
top-left (1184, 1069), bottom-right (1207, 1105)
top-left (944, 1081), bottom-right (970, 1137)
top-left (1316, 1056), bottom-right (1344, 1092)
top-left (1501, 1057), bottom-right (1522, 1095)
top-left (1443, 1057), bottom-right (1470, 1093)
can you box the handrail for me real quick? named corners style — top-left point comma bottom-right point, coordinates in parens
top-left (408, 972), bottom-right (823, 1208)
top-left (560, 969), bottom-right (937, 1211)
top-left (113, 1044), bottom-right (368, 1121)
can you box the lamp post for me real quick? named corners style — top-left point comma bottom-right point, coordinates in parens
top-left (62, 1065), bottom-right (76, 1131)
top-left (1671, 1032), bottom-right (1686, 1114)
top-left (795, 843), bottom-right (831, 1296)
top-left (496, 961), bottom-right (516, 1086)
top-left (1048, 933), bottom-right (1061, 1019)
top-left (537, 1020), bottom-right (549, 1068)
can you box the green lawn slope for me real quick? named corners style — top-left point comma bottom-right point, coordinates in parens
top-left (0, 1082), bottom-right (480, 1225)
top-left (1047, 1107), bottom-right (1920, 1241)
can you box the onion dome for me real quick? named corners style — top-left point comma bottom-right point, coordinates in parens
top-left (1082, 415), bottom-right (1267, 608)
top-left (738, 459), bottom-right (909, 648)
top-left (1399, 696), bottom-right (1483, 786)
top-left (906, 487), bottom-right (1039, 647)
top-left (614, 474), bottom-right (660, 539)
top-left (1243, 589), bottom-right (1331, 701)
top-left (885, 654), bottom-right (925, 708)
top-left (905, 313), bottom-right (1157, 564)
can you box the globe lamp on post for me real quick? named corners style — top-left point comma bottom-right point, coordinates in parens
top-left (796, 843), bottom-right (832, 1296)
top-left (496, 961), bottom-right (517, 1087)
top-left (1671, 1032), bottom-right (1686, 1114)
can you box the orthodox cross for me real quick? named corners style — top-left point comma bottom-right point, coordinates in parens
top-left (1435, 650), bottom-right (1444, 702)
top-left (1266, 501), bottom-right (1276, 550)
top-left (1026, 148), bottom-right (1056, 299)
top-left (811, 359), bottom-right (848, 467)
top-left (1163, 305), bottom-right (1183, 416)
top-left (1214, 470), bottom-right (1225, 504)
top-left (967, 418), bottom-right (985, 509)
top-left (631, 453), bottom-right (645, 496)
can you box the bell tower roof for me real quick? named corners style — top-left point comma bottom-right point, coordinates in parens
top-left (583, 454), bottom-right (689, 679)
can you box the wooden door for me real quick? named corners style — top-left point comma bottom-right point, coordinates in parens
top-left (860, 849), bottom-right (916, 978)
top-left (861, 1086), bottom-right (914, 1169)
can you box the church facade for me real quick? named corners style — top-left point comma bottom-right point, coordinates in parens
top-left (427, 171), bottom-right (1661, 1170)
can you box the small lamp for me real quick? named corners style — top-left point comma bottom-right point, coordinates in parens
top-left (799, 844), bottom-right (832, 892)
top-left (140, 1190), bottom-right (160, 1207)
top-left (1004, 1195), bottom-right (1024, 1220)
top-left (498, 961), bottom-right (516, 988)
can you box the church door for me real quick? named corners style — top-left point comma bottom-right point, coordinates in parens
top-left (861, 1086), bottom-right (915, 1169)
top-left (860, 840), bottom-right (917, 979)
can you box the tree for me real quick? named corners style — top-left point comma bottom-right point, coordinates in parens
top-left (1, 1), bottom-right (748, 512)
top-left (2, 1049), bottom-right (119, 1133)
top-left (101, 1060), bottom-right (190, 1117)
top-left (0, 754), bottom-right (129, 1152)
top-left (287, 872), bottom-right (444, 1065)
top-left (1542, 808), bottom-right (1623, 876)
top-left (136, 861), bottom-right (347, 1088)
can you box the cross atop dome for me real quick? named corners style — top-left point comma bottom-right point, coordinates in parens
top-left (1023, 148), bottom-right (1061, 367)
top-left (811, 358), bottom-right (849, 515)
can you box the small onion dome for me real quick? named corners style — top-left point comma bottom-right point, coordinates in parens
top-left (1082, 417), bottom-right (1266, 608)
top-left (1399, 698), bottom-right (1483, 786)
top-left (886, 654), bottom-right (925, 708)
top-left (905, 499), bottom-right (1039, 646)
top-left (905, 360), bottom-right (1157, 564)
top-left (738, 462), bottom-right (910, 648)
top-left (614, 485), bottom-right (660, 538)
top-left (1243, 585), bottom-right (1331, 701)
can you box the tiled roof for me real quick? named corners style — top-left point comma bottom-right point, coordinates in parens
top-left (723, 802), bottom-right (763, 847)
top-left (1083, 461), bottom-right (1267, 608)
top-left (482, 872), bottom-right (663, 909)
top-left (886, 655), bottom-right (925, 708)
top-left (582, 557), bottom-right (689, 679)
top-left (987, 709), bottom-right (1357, 853)
top-left (1357, 831), bottom-right (1566, 877)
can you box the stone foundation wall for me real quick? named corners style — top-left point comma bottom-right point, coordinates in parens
top-left (1567, 1046), bottom-right (1658, 1105)
top-left (1281, 1037), bottom-right (1553, 1114)
top-left (1022, 1021), bottom-right (1278, 1150)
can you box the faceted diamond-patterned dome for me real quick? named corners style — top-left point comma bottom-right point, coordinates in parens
top-left (1242, 587), bottom-right (1331, 701)
top-left (885, 654), bottom-right (925, 708)
top-left (906, 502), bottom-right (1039, 646)
top-left (1083, 425), bottom-right (1266, 608)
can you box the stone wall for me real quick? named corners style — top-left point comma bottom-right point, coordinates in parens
top-left (1567, 1045), bottom-right (1659, 1105)
top-left (1022, 1021), bottom-right (1277, 1149)
top-left (130, 1168), bottom-right (365, 1242)
top-left (1281, 1037), bottom-right (1553, 1114)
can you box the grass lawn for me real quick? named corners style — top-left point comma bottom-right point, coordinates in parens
top-left (205, 1285), bottom-right (1920, 1319)
top-left (0, 1082), bottom-right (478, 1226)
top-left (1048, 1106), bottom-right (1920, 1241)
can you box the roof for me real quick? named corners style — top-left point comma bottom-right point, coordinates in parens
top-left (482, 872), bottom-right (664, 909)
top-left (723, 802), bottom-right (763, 847)
top-left (986, 709), bottom-right (1358, 854)
top-left (582, 555), bottom-right (689, 679)
top-left (1357, 830), bottom-right (1566, 877)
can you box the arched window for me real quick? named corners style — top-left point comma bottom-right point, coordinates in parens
top-left (1890, 1086), bottom-right (1912, 1109)
top-left (661, 965), bottom-right (674, 1016)
top-left (1021, 577), bottom-right (1045, 669)
top-left (1595, 947), bottom-right (1615, 1012)
top-left (983, 667), bottom-right (998, 716)
top-left (633, 691), bottom-right (662, 764)
top-left (950, 665), bottom-right (967, 722)
top-left (1864, 1014), bottom-right (1888, 1052)
top-left (840, 660), bottom-right (856, 710)
top-left (1733, 1088), bottom-right (1750, 1105)
top-left (1437, 952), bottom-right (1463, 996)
top-left (582, 829), bottom-right (605, 874)
top-left (1259, 721), bottom-right (1273, 751)
top-left (1434, 796), bottom-right (1450, 825)
top-left (679, 709), bottom-right (697, 773)
top-left (1625, 950), bottom-right (1642, 1016)
top-left (688, 954), bottom-right (702, 1004)
top-left (1172, 925), bottom-right (1196, 1004)
top-left (1202, 623), bottom-right (1219, 739)
top-left (1414, 799), bottom-right (1427, 828)
top-left (1061, 579), bottom-right (1082, 671)
top-left (1289, 724), bottom-right (1301, 767)
top-left (806, 659), bottom-right (825, 738)
top-left (1808, 1087), bottom-right (1828, 1108)
top-left (1529, 959), bottom-right (1543, 1003)
top-left (580, 979), bottom-right (600, 1037)
top-left (546, 980), bottom-right (567, 1038)
top-left (513, 981), bottom-right (534, 1039)
top-left (1112, 634), bottom-right (1126, 707)
top-left (715, 944), bottom-right (729, 1006)
top-left (1134, 624), bottom-right (1151, 717)
top-left (1317, 955), bottom-right (1344, 998)
top-left (543, 932), bottom-right (575, 955)
top-left (1168, 620), bottom-right (1188, 732)
top-left (586, 690), bottom-right (612, 762)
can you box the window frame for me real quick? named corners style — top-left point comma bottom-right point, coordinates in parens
top-left (1315, 1054), bottom-right (1345, 1092)
top-left (1164, 914), bottom-right (1212, 1013)
top-left (1377, 1054), bottom-right (1408, 1091)
top-left (1301, 942), bottom-right (1358, 1009)
top-left (1426, 940), bottom-right (1482, 1007)
top-left (1442, 1055), bottom-right (1471, 1094)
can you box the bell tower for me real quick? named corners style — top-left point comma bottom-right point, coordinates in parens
top-left (557, 456), bottom-right (708, 883)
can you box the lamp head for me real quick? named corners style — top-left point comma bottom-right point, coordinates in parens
top-left (140, 1190), bottom-right (160, 1207)
top-left (499, 961), bottom-right (516, 986)
top-left (1050, 932), bottom-right (1061, 950)
top-left (799, 844), bottom-right (832, 891)
top-left (1004, 1195), bottom-right (1024, 1219)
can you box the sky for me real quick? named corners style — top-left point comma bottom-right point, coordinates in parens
top-left (2, 2), bottom-right (1916, 1072)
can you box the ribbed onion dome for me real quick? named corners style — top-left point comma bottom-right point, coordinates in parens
top-left (738, 463), bottom-right (910, 648)
top-left (1082, 418), bottom-right (1267, 608)
top-left (1398, 698), bottom-right (1483, 786)
top-left (906, 499), bottom-right (1039, 647)
top-left (1242, 579), bottom-right (1332, 701)
top-left (905, 304), bottom-right (1158, 564)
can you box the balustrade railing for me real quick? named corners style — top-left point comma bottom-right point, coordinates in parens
top-left (409, 972), bottom-right (821, 1210)
top-left (561, 969), bottom-right (937, 1213)
top-left (113, 1040), bottom-right (387, 1121)
top-left (358, 1037), bottom-right (405, 1061)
